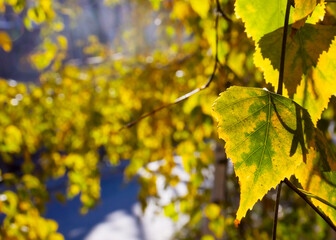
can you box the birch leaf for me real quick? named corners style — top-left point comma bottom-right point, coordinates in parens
top-left (300, 38), bottom-right (336, 124)
top-left (235, 0), bottom-right (325, 41)
top-left (293, 0), bottom-right (326, 21)
top-left (259, 24), bottom-right (336, 97)
top-left (295, 131), bottom-right (336, 224)
top-left (212, 86), bottom-right (314, 221)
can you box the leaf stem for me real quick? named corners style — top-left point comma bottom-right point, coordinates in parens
top-left (277, 0), bottom-right (291, 95)
top-left (272, 181), bottom-right (282, 240)
top-left (284, 178), bottom-right (336, 232)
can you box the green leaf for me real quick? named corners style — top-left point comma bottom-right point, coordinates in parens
top-left (212, 86), bottom-right (314, 220)
top-left (259, 24), bottom-right (336, 97)
top-left (235, 0), bottom-right (325, 41)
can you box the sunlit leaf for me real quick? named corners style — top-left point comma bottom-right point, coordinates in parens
top-left (235, 0), bottom-right (325, 41)
top-left (189, 0), bottom-right (210, 18)
top-left (292, 0), bottom-right (322, 28)
top-left (212, 86), bottom-right (314, 220)
top-left (293, 0), bottom-right (316, 21)
top-left (295, 130), bottom-right (336, 224)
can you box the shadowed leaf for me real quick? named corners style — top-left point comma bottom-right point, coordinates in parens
top-left (295, 38), bottom-right (336, 124)
top-left (259, 24), bottom-right (336, 97)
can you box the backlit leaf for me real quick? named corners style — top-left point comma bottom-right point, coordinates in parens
top-left (212, 86), bottom-right (314, 220)
top-left (189, 0), bottom-right (210, 18)
top-left (293, 0), bottom-right (318, 28)
top-left (256, 31), bottom-right (336, 125)
top-left (259, 24), bottom-right (336, 97)
top-left (235, 0), bottom-right (325, 41)
top-left (296, 38), bottom-right (336, 124)
top-left (295, 130), bottom-right (336, 224)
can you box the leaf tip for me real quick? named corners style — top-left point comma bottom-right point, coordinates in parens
top-left (234, 219), bottom-right (240, 228)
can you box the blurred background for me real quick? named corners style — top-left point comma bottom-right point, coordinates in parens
top-left (0, 0), bottom-right (336, 239)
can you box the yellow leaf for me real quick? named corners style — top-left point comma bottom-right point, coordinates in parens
top-left (201, 235), bottom-right (215, 240)
top-left (189, 0), bottom-right (210, 18)
top-left (204, 203), bottom-right (221, 220)
top-left (0, 32), bottom-right (12, 52)
top-left (4, 125), bottom-right (22, 153)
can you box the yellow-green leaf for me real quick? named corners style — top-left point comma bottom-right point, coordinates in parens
top-left (235, 0), bottom-right (325, 41)
top-left (212, 86), bottom-right (314, 221)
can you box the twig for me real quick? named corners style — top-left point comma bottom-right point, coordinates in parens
top-left (298, 188), bottom-right (336, 211)
top-left (215, 0), bottom-right (232, 22)
top-left (272, 182), bottom-right (282, 240)
top-left (272, 1), bottom-right (291, 238)
top-left (120, 3), bottom-right (223, 131)
top-left (277, 0), bottom-right (291, 95)
top-left (284, 178), bottom-right (336, 231)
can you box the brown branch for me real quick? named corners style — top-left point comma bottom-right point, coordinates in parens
top-left (284, 178), bottom-right (336, 232)
top-left (216, 0), bottom-right (232, 22)
top-left (277, 0), bottom-right (291, 95)
top-left (272, 2), bottom-right (291, 238)
top-left (272, 182), bottom-right (282, 240)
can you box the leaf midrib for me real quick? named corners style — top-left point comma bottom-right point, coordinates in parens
top-left (256, 93), bottom-right (271, 179)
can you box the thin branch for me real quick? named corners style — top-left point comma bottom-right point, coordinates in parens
top-left (216, 0), bottom-right (232, 22)
top-left (272, 1), bottom-right (291, 238)
top-left (284, 178), bottom-right (336, 232)
top-left (272, 182), bottom-right (282, 240)
top-left (277, 0), bottom-right (291, 95)
top-left (120, 5), bottom-right (222, 131)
